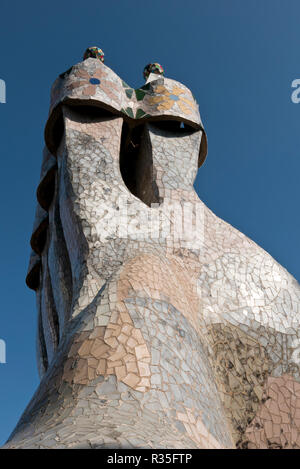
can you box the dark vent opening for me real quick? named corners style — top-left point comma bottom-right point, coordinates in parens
top-left (119, 122), bottom-right (161, 207)
top-left (30, 218), bottom-right (49, 255)
top-left (52, 304), bottom-right (60, 348)
top-left (149, 119), bottom-right (195, 133)
top-left (38, 293), bottom-right (49, 373)
top-left (65, 104), bottom-right (115, 120)
top-left (119, 122), bottom-right (144, 198)
top-left (37, 167), bottom-right (57, 211)
top-left (26, 261), bottom-right (41, 290)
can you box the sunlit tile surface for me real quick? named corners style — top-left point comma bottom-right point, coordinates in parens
top-left (4, 55), bottom-right (300, 449)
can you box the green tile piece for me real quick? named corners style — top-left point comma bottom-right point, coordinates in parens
top-left (125, 88), bottom-right (134, 99)
top-left (125, 107), bottom-right (134, 118)
top-left (135, 108), bottom-right (146, 119)
top-left (135, 89), bottom-right (146, 101)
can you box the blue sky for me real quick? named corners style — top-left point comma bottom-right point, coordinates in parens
top-left (0, 0), bottom-right (299, 445)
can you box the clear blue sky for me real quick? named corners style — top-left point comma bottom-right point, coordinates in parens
top-left (0, 0), bottom-right (299, 445)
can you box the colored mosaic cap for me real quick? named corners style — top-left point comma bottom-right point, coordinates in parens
top-left (83, 46), bottom-right (105, 63)
top-left (143, 63), bottom-right (164, 80)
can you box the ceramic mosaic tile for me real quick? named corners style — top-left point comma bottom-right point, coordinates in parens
top-left (4, 51), bottom-right (300, 449)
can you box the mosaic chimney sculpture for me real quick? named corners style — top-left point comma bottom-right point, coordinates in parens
top-left (4, 48), bottom-right (300, 449)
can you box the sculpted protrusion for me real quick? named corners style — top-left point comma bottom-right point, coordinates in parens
top-left (4, 51), bottom-right (300, 449)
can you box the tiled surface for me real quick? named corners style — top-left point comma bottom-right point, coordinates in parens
top-left (45, 58), bottom-right (207, 162)
top-left (5, 56), bottom-right (300, 449)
